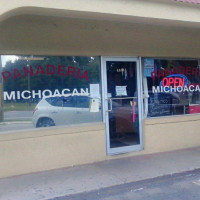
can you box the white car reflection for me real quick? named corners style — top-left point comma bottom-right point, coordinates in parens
top-left (32, 96), bottom-right (101, 128)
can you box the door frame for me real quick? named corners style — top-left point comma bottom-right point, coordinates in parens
top-left (101, 56), bottom-right (144, 155)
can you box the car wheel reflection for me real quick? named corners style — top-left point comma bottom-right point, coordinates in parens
top-left (36, 117), bottom-right (55, 128)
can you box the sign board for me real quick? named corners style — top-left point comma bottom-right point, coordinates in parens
top-left (143, 58), bottom-right (154, 77)
top-left (115, 86), bottom-right (127, 96)
top-left (89, 98), bottom-right (99, 112)
top-left (90, 84), bottom-right (100, 98)
top-left (148, 93), bottom-right (171, 117)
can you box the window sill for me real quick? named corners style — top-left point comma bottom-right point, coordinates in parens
top-left (144, 114), bottom-right (200, 125)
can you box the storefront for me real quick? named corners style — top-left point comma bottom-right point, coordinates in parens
top-left (0, 0), bottom-right (200, 178)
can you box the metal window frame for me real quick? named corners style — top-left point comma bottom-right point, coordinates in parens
top-left (101, 56), bottom-right (144, 155)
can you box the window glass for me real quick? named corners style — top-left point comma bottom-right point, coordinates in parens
top-left (46, 97), bottom-right (63, 107)
top-left (62, 96), bottom-right (75, 108)
top-left (142, 58), bottom-right (200, 117)
top-left (0, 56), bottom-right (102, 132)
top-left (75, 96), bottom-right (90, 108)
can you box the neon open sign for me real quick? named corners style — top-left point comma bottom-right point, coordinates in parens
top-left (159, 74), bottom-right (188, 88)
top-left (152, 74), bottom-right (200, 93)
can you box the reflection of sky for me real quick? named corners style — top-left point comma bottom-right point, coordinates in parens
top-left (1, 55), bottom-right (18, 67)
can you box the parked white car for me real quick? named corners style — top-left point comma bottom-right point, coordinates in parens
top-left (32, 96), bottom-right (101, 128)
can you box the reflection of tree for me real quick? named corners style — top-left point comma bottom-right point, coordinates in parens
top-left (3, 56), bottom-right (100, 103)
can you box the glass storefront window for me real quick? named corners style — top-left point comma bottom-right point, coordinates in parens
top-left (0, 55), bottom-right (102, 131)
top-left (142, 58), bottom-right (200, 117)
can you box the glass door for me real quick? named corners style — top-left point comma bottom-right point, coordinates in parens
top-left (101, 57), bottom-right (143, 155)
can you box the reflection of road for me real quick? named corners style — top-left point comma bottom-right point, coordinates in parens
top-left (1, 110), bottom-right (102, 133)
top-left (1, 111), bottom-right (34, 132)
top-left (0, 122), bottom-right (34, 133)
top-left (4, 111), bottom-right (33, 121)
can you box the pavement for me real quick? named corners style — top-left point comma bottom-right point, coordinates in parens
top-left (1, 147), bottom-right (200, 200)
top-left (59, 169), bottom-right (200, 200)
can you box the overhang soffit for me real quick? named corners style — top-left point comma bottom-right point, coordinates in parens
top-left (0, 0), bottom-right (200, 25)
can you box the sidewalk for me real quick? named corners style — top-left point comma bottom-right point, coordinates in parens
top-left (1, 147), bottom-right (200, 200)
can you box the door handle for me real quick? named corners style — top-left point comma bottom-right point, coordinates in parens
top-left (107, 99), bottom-right (113, 112)
top-left (51, 111), bottom-right (58, 114)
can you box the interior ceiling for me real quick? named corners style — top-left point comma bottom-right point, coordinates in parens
top-left (0, 14), bottom-right (200, 58)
